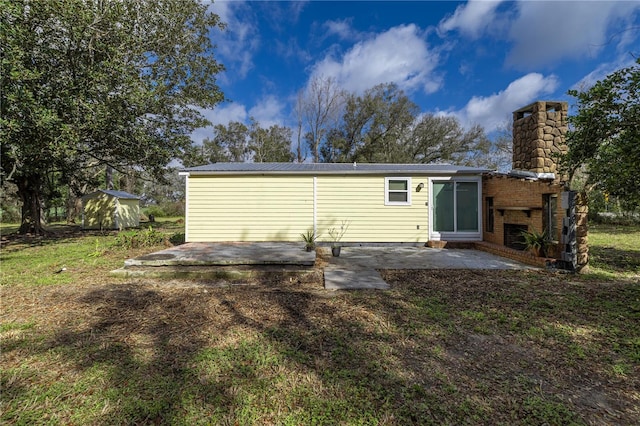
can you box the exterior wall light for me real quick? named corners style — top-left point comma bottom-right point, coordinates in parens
top-left (416, 182), bottom-right (425, 192)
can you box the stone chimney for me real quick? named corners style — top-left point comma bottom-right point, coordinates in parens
top-left (512, 101), bottom-right (568, 176)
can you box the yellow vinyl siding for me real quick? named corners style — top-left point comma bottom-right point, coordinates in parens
top-left (117, 199), bottom-right (140, 229)
top-left (316, 175), bottom-right (429, 243)
top-left (186, 175), bottom-right (313, 242)
top-left (83, 193), bottom-right (140, 230)
top-left (83, 193), bottom-right (116, 230)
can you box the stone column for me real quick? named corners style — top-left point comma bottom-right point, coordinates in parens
top-left (512, 101), bottom-right (568, 178)
top-left (575, 192), bottom-right (589, 273)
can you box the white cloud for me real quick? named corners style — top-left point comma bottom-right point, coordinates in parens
top-left (451, 73), bottom-right (559, 132)
top-left (191, 103), bottom-right (248, 144)
top-left (248, 96), bottom-right (287, 128)
top-left (571, 57), bottom-right (637, 92)
top-left (437, 0), bottom-right (640, 70)
top-left (438, 0), bottom-right (507, 38)
top-left (506, 1), bottom-right (640, 69)
top-left (311, 24), bottom-right (441, 94)
top-left (190, 96), bottom-right (290, 145)
top-left (208, 1), bottom-right (260, 80)
top-left (571, 55), bottom-right (636, 91)
top-left (323, 19), bottom-right (357, 40)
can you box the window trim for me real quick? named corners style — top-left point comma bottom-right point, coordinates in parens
top-left (428, 176), bottom-right (482, 241)
top-left (385, 177), bottom-right (412, 206)
top-left (486, 196), bottom-right (494, 233)
top-left (543, 193), bottom-right (558, 242)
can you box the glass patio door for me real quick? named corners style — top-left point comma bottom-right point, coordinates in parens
top-left (431, 180), bottom-right (480, 237)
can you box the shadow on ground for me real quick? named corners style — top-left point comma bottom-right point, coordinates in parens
top-left (2, 270), bottom-right (639, 424)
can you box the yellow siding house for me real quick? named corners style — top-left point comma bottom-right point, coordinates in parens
top-left (181, 163), bottom-right (489, 244)
top-left (82, 190), bottom-right (141, 230)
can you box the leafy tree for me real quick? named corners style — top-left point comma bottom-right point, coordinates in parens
top-left (211, 121), bottom-right (250, 162)
top-left (322, 83), bottom-right (416, 162)
top-left (407, 114), bottom-right (490, 165)
top-left (323, 83), bottom-right (490, 165)
top-left (565, 59), bottom-right (640, 209)
top-left (249, 121), bottom-right (294, 162)
top-left (188, 119), bottom-right (294, 165)
top-left (1, 0), bottom-right (225, 233)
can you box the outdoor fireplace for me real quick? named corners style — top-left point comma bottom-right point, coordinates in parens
top-left (504, 224), bottom-right (528, 250)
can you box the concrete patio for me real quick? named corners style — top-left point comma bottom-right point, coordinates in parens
top-left (113, 243), bottom-right (534, 290)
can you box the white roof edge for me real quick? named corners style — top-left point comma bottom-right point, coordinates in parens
top-left (183, 169), bottom-right (489, 176)
top-left (507, 169), bottom-right (556, 180)
top-left (181, 170), bottom-right (484, 176)
top-left (81, 189), bottom-right (140, 200)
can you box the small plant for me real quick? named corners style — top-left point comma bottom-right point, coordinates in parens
top-left (327, 220), bottom-right (349, 248)
top-left (521, 228), bottom-right (552, 257)
top-left (87, 238), bottom-right (106, 258)
top-left (115, 226), bottom-right (167, 249)
top-left (300, 229), bottom-right (317, 251)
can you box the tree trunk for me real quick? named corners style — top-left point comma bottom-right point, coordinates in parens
top-left (16, 176), bottom-right (47, 234)
top-left (106, 165), bottom-right (114, 190)
top-left (66, 195), bottom-right (82, 224)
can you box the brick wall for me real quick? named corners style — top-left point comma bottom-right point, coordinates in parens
top-left (474, 241), bottom-right (553, 268)
top-left (482, 174), bottom-right (565, 259)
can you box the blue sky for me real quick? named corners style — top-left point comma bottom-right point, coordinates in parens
top-left (193, 0), bottom-right (640, 146)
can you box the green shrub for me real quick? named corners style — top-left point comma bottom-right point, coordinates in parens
top-left (0, 205), bottom-right (21, 223)
top-left (143, 201), bottom-right (185, 218)
top-left (144, 205), bottom-right (166, 218)
top-left (169, 232), bottom-right (185, 245)
top-left (114, 226), bottom-right (167, 249)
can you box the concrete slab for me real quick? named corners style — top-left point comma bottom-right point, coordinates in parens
top-left (117, 242), bottom-right (533, 290)
top-left (327, 246), bottom-right (533, 270)
top-left (124, 242), bottom-right (316, 267)
top-left (324, 265), bottom-right (390, 290)
top-left (322, 246), bottom-right (533, 290)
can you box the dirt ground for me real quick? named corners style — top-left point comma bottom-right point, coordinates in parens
top-left (2, 266), bottom-right (639, 424)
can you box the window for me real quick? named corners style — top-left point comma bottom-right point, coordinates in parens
top-left (385, 177), bottom-right (411, 205)
top-left (543, 194), bottom-right (558, 241)
top-left (432, 180), bottom-right (479, 233)
top-left (486, 197), bottom-right (494, 233)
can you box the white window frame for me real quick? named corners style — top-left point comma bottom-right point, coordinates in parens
top-left (428, 176), bottom-right (482, 241)
top-left (385, 177), bottom-right (412, 206)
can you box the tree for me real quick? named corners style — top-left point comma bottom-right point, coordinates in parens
top-left (564, 59), bottom-right (640, 208)
top-left (486, 118), bottom-right (514, 173)
top-left (293, 89), bottom-right (306, 163)
top-left (298, 76), bottom-right (345, 162)
top-left (194, 120), bottom-right (294, 164)
top-left (0, 0), bottom-right (225, 233)
top-left (323, 82), bottom-right (491, 165)
top-left (249, 121), bottom-right (294, 162)
top-left (406, 115), bottom-right (490, 165)
top-left (211, 121), bottom-right (250, 162)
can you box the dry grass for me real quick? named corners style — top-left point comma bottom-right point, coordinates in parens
top-left (1, 224), bottom-right (639, 424)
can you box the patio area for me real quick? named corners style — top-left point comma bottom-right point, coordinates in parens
top-left (113, 243), bottom-right (533, 290)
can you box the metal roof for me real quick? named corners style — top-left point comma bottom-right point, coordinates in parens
top-left (82, 189), bottom-right (140, 200)
top-left (182, 162), bottom-right (491, 175)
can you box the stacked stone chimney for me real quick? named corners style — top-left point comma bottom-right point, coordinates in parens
top-left (512, 101), bottom-right (568, 176)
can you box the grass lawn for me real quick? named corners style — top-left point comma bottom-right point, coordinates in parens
top-left (1, 221), bottom-right (638, 425)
